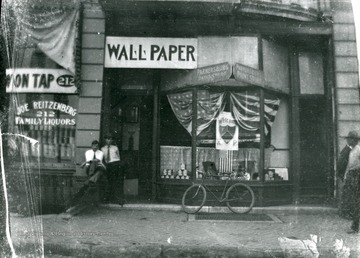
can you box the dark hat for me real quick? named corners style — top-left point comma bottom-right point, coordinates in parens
top-left (104, 133), bottom-right (113, 139)
top-left (345, 130), bottom-right (360, 139)
top-left (91, 140), bottom-right (99, 145)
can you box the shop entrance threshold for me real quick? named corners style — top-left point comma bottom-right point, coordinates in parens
top-left (188, 213), bottom-right (283, 223)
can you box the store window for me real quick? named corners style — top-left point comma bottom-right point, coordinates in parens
top-left (160, 87), bottom-right (287, 182)
top-left (9, 93), bottom-right (77, 165)
top-left (160, 91), bottom-right (193, 179)
top-left (7, 48), bottom-right (78, 167)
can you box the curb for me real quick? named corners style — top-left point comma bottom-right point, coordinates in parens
top-left (14, 243), bottom-right (351, 258)
top-left (100, 203), bottom-right (338, 215)
top-left (14, 242), bottom-right (91, 257)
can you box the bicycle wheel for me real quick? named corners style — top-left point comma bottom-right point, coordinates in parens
top-left (226, 183), bottom-right (255, 214)
top-left (181, 184), bottom-right (207, 214)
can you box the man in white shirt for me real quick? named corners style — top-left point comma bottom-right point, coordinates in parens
top-left (61, 140), bottom-right (106, 220)
top-left (85, 140), bottom-right (106, 184)
top-left (101, 134), bottom-right (124, 205)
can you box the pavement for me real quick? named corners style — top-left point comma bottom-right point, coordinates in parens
top-left (7, 203), bottom-right (360, 257)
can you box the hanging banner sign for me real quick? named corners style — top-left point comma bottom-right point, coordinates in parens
top-left (161, 62), bottom-right (231, 91)
top-left (216, 112), bottom-right (238, 151)
top-left (15, 101), bottom-right (77, 126)
top-left (6, 68), bottom-right (76, 94)
top-left (193, 62), bottom-right (232, 85)
top-left (234, 63), bottom-right (266, 87)
top-left (105, 37), bottom-right (198, 69)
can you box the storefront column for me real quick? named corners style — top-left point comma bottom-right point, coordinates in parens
top-left (290, 51), bottom-right (301, 204)
top-left (74, 0), bottom-right (105, 176)
top-left (191, 88), bottom-right (198, 181)
top-left (151, 70), bottom-right (161, 200)
top-left (258, 89), bottom-right (265, 206)
top-left (323, 37), bottom-right (335, 198)
top-left (332, 1), bottom-right (360, 199)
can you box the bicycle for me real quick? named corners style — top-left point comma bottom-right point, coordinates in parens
top-left (181, 170), bottom-right (255, 214)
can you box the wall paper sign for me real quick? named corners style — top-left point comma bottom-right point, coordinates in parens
top-left (15, 101), bottom-right (77, 126)
top-left (6, 68), bottom-right (77, 94)
top-left (233, 63), bottom-right (266, 87)
top-left (216, 112), bottom-right (239, 151)
top-left (105, 37), bottom-right (198, 69)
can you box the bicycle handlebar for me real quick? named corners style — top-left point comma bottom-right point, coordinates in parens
top-left (197, 170), bottom-right (236, 179)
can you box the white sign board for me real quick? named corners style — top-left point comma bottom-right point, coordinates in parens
top-left (216, 112), bottom-right (238, 151)
top-left (105, 37), bottom-right (198, 69)
top-left (6, 68), bottom-right (77, 94)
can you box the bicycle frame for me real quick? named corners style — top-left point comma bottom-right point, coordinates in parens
top-left (196, 173), bottom-right (232, 203)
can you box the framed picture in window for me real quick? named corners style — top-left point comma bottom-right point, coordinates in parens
top-left (125, 106), bottom-right (139, 123)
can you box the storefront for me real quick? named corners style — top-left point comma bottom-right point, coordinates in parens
top-left (101, 1), bottom-right (333, 206)
top-left (3, 0), bottom-right (359, 213)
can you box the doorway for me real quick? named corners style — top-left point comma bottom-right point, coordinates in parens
top-left (104, 69), bottom-right (154, 201)
top-left (299, 97), bottom-right (330, 200)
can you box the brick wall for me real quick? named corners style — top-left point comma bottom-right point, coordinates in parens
top-left (332, 1), bottom-right (360, 151)
top-left (74, 0), bottom-right (105, 176)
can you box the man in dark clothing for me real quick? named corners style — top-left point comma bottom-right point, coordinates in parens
top-left (337, 139), bottom-right (354, 181)
top-left (338, 130), bottom-right (360, 234)
top-left (101, 133), bottom-right (124, 205)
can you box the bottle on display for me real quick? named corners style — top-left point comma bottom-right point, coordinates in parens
top-left (42, 126), bottom-right (49, 158)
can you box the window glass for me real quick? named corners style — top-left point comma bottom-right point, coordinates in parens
top-left (159, 88), bottom-right (287, 182)
top-left (9, 93), bottom-right (78, 166)
top-left (265, 94), bottom-right (290, 181)
top-left (160, 92), bottom-right (192, 180)
top-left (196, 89), bottom-right (261, 181)
top-left (299, 51), bottom-right (324, 95)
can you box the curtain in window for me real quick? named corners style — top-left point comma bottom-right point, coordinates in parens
top-left (264, 93), bottom-right (281, 135)
top-left (197, 90), bottom-right (225, 135)
top-left (167, 91), bottom-right (193, 134)
top-left (9, 4), bottom-right (79, 74)
top-left (160, 146), bottom-right (192, 173)
top-left (230, 92), bottom-right (280, 135)
top-left (167, 90), bottom-right (225, 135)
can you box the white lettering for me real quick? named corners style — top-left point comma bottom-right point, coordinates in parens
top-left (17, 103), bottom-right (29, 116)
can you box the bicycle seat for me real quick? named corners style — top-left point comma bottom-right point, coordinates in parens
top-left (202, 161), bottom-right (218, 178)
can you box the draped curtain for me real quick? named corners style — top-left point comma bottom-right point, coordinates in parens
top-left (167, 90), bottom-right (225, 135)
top-left (197, 90), bottom-right (225, 135)
top-left (12, 4), bottom-right (80, 74)
top-left (167, 91), bottom-right (193, 134)
top-left (168, 90), bottom-right (280, 137)
top-left (264, 93), bottom-right (281, 135)
top-left (230, 91), bottom-right (280, 135)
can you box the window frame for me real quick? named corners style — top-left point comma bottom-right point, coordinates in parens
top-left (159, 85), bottom-right (288, 183)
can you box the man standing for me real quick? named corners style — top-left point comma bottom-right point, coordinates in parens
top-left (101, 133), bottom-right (124, 205)
top-left (339, 131), bottom-right (360, 234)
top-left (337, 132), bottom-right (357, 181)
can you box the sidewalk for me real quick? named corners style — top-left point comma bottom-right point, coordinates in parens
top-left (9, 204), bottom-right (360, 257)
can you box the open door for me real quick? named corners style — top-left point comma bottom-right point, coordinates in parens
top-left (108, 93), bottom-right (153, 200)
top-left (299, 97), bottom-right (330, 200)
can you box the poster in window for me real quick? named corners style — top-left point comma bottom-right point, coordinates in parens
top-left (216, 111), bottom-right (238, 151)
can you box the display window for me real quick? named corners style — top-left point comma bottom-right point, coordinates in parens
top-left (160, 91), bottom-right (193, 179)
top-left (5, 46), bottom-right (79, 167)
top-left (8, 93), bottom-right (78, 166)
top-left (160, 87), bottom-right (289, 182)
